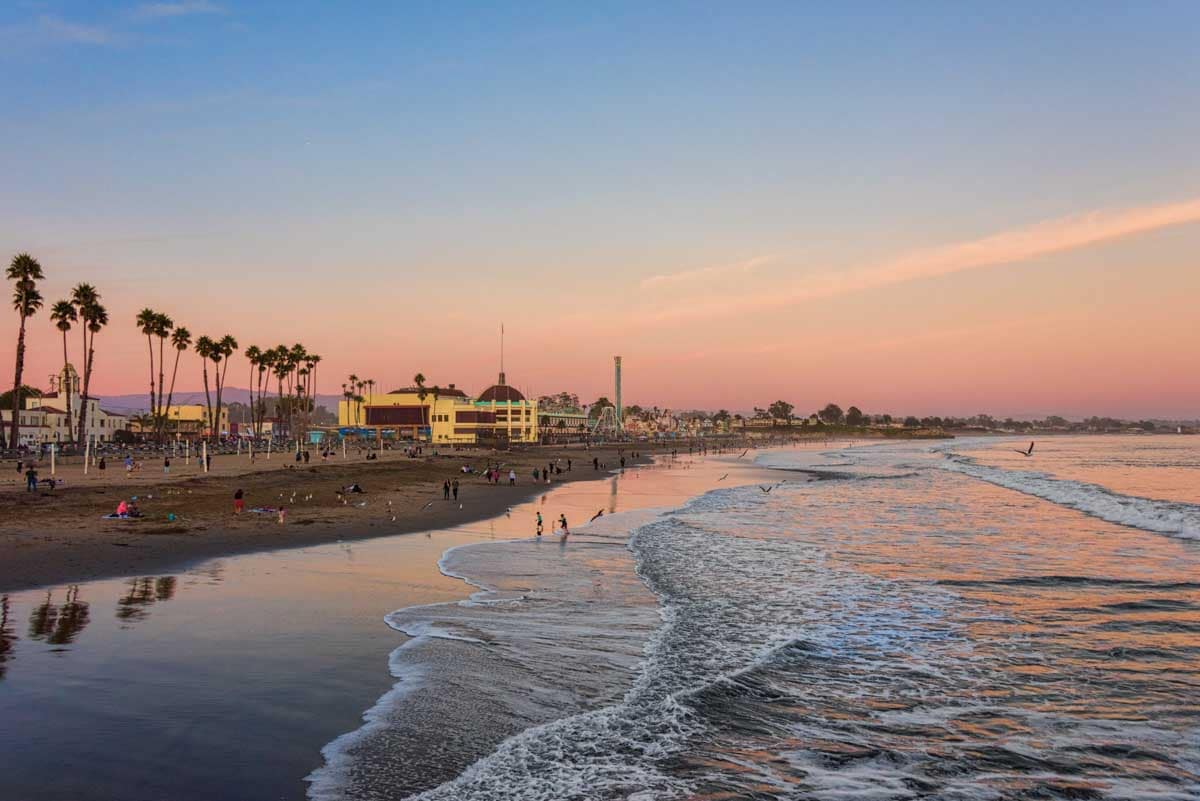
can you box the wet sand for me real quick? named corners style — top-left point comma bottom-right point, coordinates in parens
top-left (0, 443), bottom-right (665, 593)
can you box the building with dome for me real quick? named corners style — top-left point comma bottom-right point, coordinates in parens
top-left (336, 374), bottom-right (540, 445)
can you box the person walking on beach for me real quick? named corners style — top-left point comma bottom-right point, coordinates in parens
top-left (99, 456), bottom-right (106, 471)
top-left (567, 458), bottom-right (572, 472)
top-left (163, 456), bottom-right (171, 475)
top-left (452, 479), bottom-right (459, 501)
top-left (443, 480), bottom-right (451, 500)
top-left (25, 466), bottom-right (38, 492)
top-left (558, 514), bottom-right (569, 538)
top-left (533, 468), bottom-right (540, 482)
top-left (593, 457), bottom-right (599, 471)
top-left (536, 511), bottom-right (543, 536)
top-left (508, 469), bottom-right (516, 486)
top-left (233, 488), bottom-right (245, 514)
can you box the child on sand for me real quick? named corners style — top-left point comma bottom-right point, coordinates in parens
top-left (234, 489), bottom-right (245, 514)
top-left (278, 507), bottom-right (287, 525)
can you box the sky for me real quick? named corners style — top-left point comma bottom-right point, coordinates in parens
top-left (2, 1), bottom-right (1199, 418)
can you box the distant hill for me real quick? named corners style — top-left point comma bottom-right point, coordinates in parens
top-left (96, 388), bottom-right (344, 415)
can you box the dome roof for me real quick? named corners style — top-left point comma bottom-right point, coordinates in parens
top-left (477, 373), bottom-right (526, 403)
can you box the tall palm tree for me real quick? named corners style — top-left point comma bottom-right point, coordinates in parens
top-left (244, 346), bottom-right (262, 438)
top-left (348, 374), bottom-right (360, 426)
top-left (136, 308), bottom-right (160, 430)
top-left (163, 327), bottom-right (191, 439)
top-left (76, 299), bottom-right (107, 447)
top-left (7, 254), bottom-right (45, 448)
top-left (213, 335), bottom-right (237, 439)
top-left (194, 336), bottom-right (216, 437)
top-left (154, 313), bottom-right (173, 440)
top-left (49, 300), bottom-right (78, 444)
top-left (69, 284), bottom-right (98, 445)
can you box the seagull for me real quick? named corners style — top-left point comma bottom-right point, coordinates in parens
top-left (422, 501), bottom-right (434, 510)
top-left (738, 449), bottom-right (749, 459)
top-left (589, 509), bottom-right (604, 522)
top-left (759, 485), bottom-right (773, 493)
top-left (1014, 441), bottom-right (1035, 457)
top-left (717, 474), bottom-right (729, 482)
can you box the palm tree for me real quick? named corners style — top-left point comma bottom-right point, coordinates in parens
top-left (136, 308), bottom-right (160, 431)
top-left (49, 300), bottom-right (78, 444)
top-left (244, 346), bottom-right (262, 438)
top-left (194, 336), bottom-right (216, 437)
top-left (7, 254), bottom-right (45, 448)
top-left (77, 299), bottom-right (107, 447)
top-left (347, 374), bottom-right (360, 425)
top-left (69, 284), bottom-right (99, 445)
top-left (163, 327), bottom-right (191, 439)
top-left (213, 335), bottom-right (237, 440)
top-left (154, 313), bottom-right (173, 439)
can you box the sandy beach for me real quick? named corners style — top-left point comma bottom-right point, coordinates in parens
top-left (0, 442), bottom-right (680, 593)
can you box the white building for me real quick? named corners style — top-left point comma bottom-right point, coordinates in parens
top-left (1, 365), bottom-right (128, 447)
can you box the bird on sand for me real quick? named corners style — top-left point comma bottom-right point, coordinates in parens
top-left (1014, 442), bottom-right (1035, 457)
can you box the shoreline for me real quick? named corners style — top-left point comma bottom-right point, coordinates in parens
top-left (0, 443), bottom-right (662, 594)
top-left (302, 451), bottom-right (789, 799)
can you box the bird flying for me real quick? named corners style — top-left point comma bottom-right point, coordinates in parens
top-left (1014, 442), bottom-right (1035, 457)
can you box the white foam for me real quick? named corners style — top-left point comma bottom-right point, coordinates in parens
top-left (939, 452), bottom-right (1200, 540)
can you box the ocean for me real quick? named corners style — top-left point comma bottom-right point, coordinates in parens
top-left (2, 436), bottom-right (1197, 800)
top-left (311, 436), bottom-right (1200, 800)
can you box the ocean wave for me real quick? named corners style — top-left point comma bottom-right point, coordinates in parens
top-left (939, 453), bottom-right (1200, 541)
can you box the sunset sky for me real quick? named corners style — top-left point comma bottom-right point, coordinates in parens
top-left (3, 2), bottom-right (1199, 418)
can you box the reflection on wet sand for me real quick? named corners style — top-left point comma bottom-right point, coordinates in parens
top-left (28, 585), bottom-right (91, 646)
top-left (116, 576), bottom-right (178, 627)
top-left (0, 595), bottom-right (15, 678)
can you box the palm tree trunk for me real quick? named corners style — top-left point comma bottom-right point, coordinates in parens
top-left (156, 336), bottom-right (166, 443)
top-left (10, 314), bottom-right (27, 447)
top-left (61, 330), bottom-right (74, 445)
top-left (76, 327), bottom-right (88, 446)
top-left (145, 334), bottom-right (156, 443)
top-left (164, 348), bottom-right (182, 442)
top-left (201, 361), bottom-right (212, 440)
top-left (216, 357), bottom-right (231, 440)
top-left (77, 328), bottom-right (96, 447)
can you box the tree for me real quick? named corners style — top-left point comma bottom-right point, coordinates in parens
top-left (7, 253), bottom-right (45, 448)
top-left (71, 284), bottom-right (106, 447)
top-left (136, 308), bottom-right (160, 433)
top-left (244, 345), bottom-right (262, 438)
top-left (194, 336), bottom-right (216, 437)
top-left (818, 403), bottom-right (843, 424)
top-left (50, 300), bottom-right (78, 443)
top-left (213, 335), bottom-right (238, 439)
top-left (768, 400), bottom-right (794, 424)
top-left (154, 313), bottom-right (172, 439)
top-left (163, 327), bottom-right (190, 438)
top-left (845, 406), bottom-right (864, 426)
top-left (0, 385), bottom-right (43, 411)
top-left (588, 396), bottom-right (613, 419)
top-left (903, 416), bottom-right (921, 427)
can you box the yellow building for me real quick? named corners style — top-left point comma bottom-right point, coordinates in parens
top-left (165, 405), bottom-right (230, 438)
top-left (338, 376), bottom-right (539, 445)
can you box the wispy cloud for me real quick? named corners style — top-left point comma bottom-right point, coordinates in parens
top-left (132, 1), bottom-right (224, 20)
top-left (649, 197), bottom-right (1200, 323)
top-left (12, 14), bottom-right (115, 45)
top-left (641, 255), bottom-right (773, 289)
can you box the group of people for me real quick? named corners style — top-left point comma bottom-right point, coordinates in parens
top-left (535, 510), bottom-right (570, 538)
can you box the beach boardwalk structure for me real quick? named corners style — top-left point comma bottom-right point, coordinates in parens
top-left (337, 378), bottom-right (539, 446)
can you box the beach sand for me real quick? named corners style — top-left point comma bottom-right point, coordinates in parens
top-left (0, 442), bottom-right (676, 593)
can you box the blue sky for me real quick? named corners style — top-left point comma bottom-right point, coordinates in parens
top-left (2, 2), bottom-right (1199, 416)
